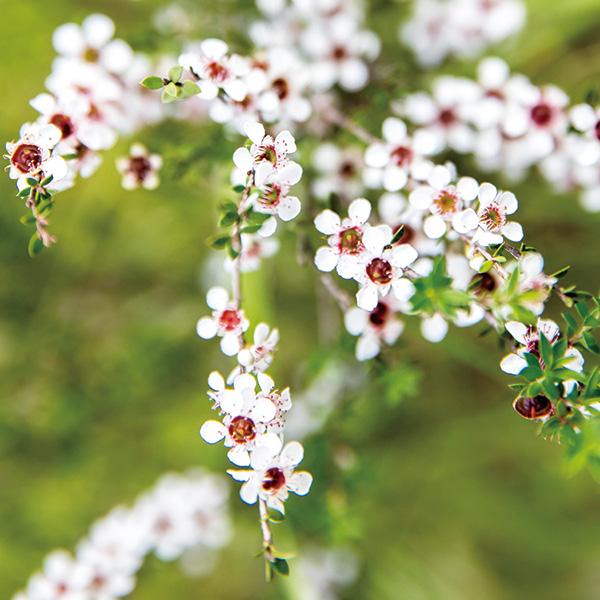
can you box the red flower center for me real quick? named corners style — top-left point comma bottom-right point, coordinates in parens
top-left (219, 309), bottom-right (242, 331)
top-left (228, 416), bottom-right (256, 443)
top-left (50, 114), bottom-right (75, 139)
top-left (391, 145), bottom-right (413, 168)
top-left (366, 258), bottom-right (393, 285)
top-left (338, 227), bottom-right (363, 254)
top-left (262, 467), bottom-right (286, 492)
top-left (369, 302), bottom-right (389, 326)
top-left (11, 144), bottom-right (42, 174)
top-left (128, 156), bottom-right (152, 183)
top-left (272, 78), bottom-right (289, 101)
top-left (530, 103), bottom-right (553, 127)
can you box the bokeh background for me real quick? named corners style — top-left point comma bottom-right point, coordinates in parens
top-left (3, 0), bottom-right (600, 598)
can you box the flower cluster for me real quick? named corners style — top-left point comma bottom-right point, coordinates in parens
top-left (392, 57), bottom-right (600, 212)
top-left (401, 0), bottom-right (526, 67)
top-left (11, 471), bottom-right (232, 600)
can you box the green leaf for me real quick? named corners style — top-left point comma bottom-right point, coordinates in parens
top-left (520, 365), bottom-right (543, 382)
top-left (541, 377), bottom-right (560, 401)
top-left (478, 260), bottom-right (493, 274)
top-left (524, 381), bottom-right (542, 397)
top-left (562, 312), bottom-right (578, 337)
top-left (391, 225), bottom-right (405, 245)
top-left (267, 508), bottom-right (285, 523)
top-left (161, 89), bottom-right (177, 103)
top-left (18, 187), bottom-right (31, 198)
top-left (28, 233), bottom-right (44, 257)
top-left (206, 233), bottom-right (231, 249)
top-left (507, 266), bottom-right (520, 296)
top-left (41, 174), bottom-right (53, 186)
top-left (165, 82), bottom-right (180, 97)
top-left (272, 559), bottom-right (290, 577)
top-left (220, 212), bottom-right (239, 227)
top-left (240, 224), bottom-right (263, 234)
top-left (232, 184), bottom-right (246, 193)
top-left (550, 265), bottom-right (570, 279)
top-left (538, 332), bottom-right (553, 369)
top-left (140, 75), bottom-right (164, 90)
top-left (20, 214), bottom-right (36, 226)
top-left (227, 245), bottom-right (240, 260)
top-left (168, 66), bottom-right (183, 83)
top-left (180, 80), bottom-right (201, 98)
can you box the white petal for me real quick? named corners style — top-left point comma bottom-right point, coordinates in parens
top-left (502, 221), bottom-right (523, 242)
top-left (344, 307), bottom-right (368, 336)
top-left (208, 371), bottom-right (225, 391)
top-left (392, 278), bottom-right (415, 302)
top-left (227, 469), bottom-right (252, 482)
top-left (500, 354), bottom-right (527, 375)
top-left (314, 246), bottom-right (338, 272)
top-left (421, 313), bottom-right (449, 343)
top-left (201, 38), bottom-right (228, 59)
top-left (221, 333), bottom-right (241, 356)
top-left (244, 121), bottom-right (265, 145)
top-left (382, 117), bottom-right (407, 143)
top-left (227, 445), bottom-right (251, 467)
top-left (239, 479), bottom-right (259, 504)
top-left (356, 285), bottom-right (378, 311)
top-left (348, 198), bottom-right (371, 224)
top-left (364, 143), bottom-right (389, 168)
top-left (219, 389), bottom-right (244, 414)
top-left (233, 147), bottom-right (253, 171)
top-left (362, 227), bottom-right (386, 255)
top-left (314, 209), bottom-right (341, 235)
top-left (478, 182), bottom-right (498, 206)
top-left (280, 441), bottom-right (304, 467)
top-left (233, 373), bottom-right (256, 391)
top-left (197, 317), bottom-right (217, 339)
top-left (257, 372), bottom-right (274, 393)
top-left (423, 215), bottom-right (447, 239)
top-left (355, 334), bottom-right (381, 361)
top-left (206, 286), bottom-right (229, 310)
top-left (288, 471), bottom-right (313, 496)
top-left (200, 420), bottom-right (227, 444)
top-left (505, 321), bottom-right (528, 345)
top-left (274, 130), bottom-right (296, 154)
top-left (278, 196), bottom-right (301, 221)
top-left (250, 397), bottom-right (277, 422)
top-left (391, 244), bottom-right (418, 268)
top-left (499, 191), bottom-right (518, 215)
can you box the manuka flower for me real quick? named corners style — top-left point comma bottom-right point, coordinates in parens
top-left (116, 143), bottom-right (162, 190)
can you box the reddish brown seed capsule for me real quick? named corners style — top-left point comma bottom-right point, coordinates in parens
top-left (513, 395), bottom-right (554, 420)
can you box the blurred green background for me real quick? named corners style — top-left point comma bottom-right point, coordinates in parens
top-left (3, 0), bottom-right (600, 599)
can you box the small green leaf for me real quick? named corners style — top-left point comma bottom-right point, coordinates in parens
top-left (180, 80), bottom-right (201, 97)
top-left (272, 559), bottom-right (290, 577)
top-left (165, 82), bottom-right (179, 97)
top-left (206, 233), bottom-right (231, 249)
top-left (232, 184), bottom-right (246, 193)
top-left (478, 260), bottom-right (493, 273)
top-left (28, 233), bottom-right (44, 257)
top-left (227, 245), bottom-right (240, 260)
top-left (161, 89), bottom-right (177, 103)
top-left (240, 224), bottom-right (263, 234)
top-left (41, 174), bottom-right (53, 186)
top-left (20, 214), bottom-right (36, 226)
top-left (18, 187), bottom-right (31, 198)
top-left (168, 66), bottom-right (183, 83)
top-left (562, 312), bottom-right (578, 337)
top-left (391, 225), bottom-right (405, 245)
top-left (538, 332), bottom-right (553, 369)
top-left (140, 76), bottom-right (164, 90)
top-left (550, 265), bottom-right (570, 279)
top-left (541, 377), bottom-right (559, 401)
top-left (26, 177), bottom-right (38, 187)
top-left (267, 508), bottom-right (285, 523)
top-left (220, 212), bottom-right (238, 227)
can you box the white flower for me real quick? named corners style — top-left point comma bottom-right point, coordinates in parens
top-left (473, 182), bottom-right (523, 245)
top-left (314, 198), bottom-right (371, 277)
top-left (249, 162), bottom-right (302, 222)
top-left (227, 441), bottom-right (313, 514)
top-left (196, 287), bottom-right (249, 356)
top-left (116, 143), bottom-right (162, 190)
top-left (237, 322), bottom-right (279, 373)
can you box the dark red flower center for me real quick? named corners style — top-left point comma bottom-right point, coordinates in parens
top-left (272, 78), bottom-right (289, 100)
top-left (366, 258), bottom-right (393, 285)
top-left (438, 108), bottom-right (457, 126)
top-left (128, 156), bottom-right (152, 183)
top-left (50, 114), bottom-right (75, 139)
top-left (262, 467), bottom-right (286, 492)
top-left (530, 103), bottom-right (553, 127)
top-left (206, 60), bottom-right (229, 83)
top-left (228, 416), bottom-right (256, 443)
top-left (369, 302), bottom-right (389, 326)
top-left (391, 145), bottom-right (413, 168)
top-left (513, 395), bottom-right (554, 419)
top-left (11, 144), bottom-right (42, 174)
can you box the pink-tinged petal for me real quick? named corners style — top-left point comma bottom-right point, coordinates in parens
top-left (421, 313), bottom-right (448, 343)
top-left (219, 389), bottom-right (244, 414)
top-left (362, 226), bottom-right (386, 255)
top-left (206, 286), bottom-right (229, 310)
top-left (197, 317), bottom-right (217, 339)
top-left (505, 321), bottom-right (528, 345)
top-left (280, 441), bottom-right (304, 468)
top-left (348, 197), bottom-right (371, 224)
top-left (499, 191), bottom-right (518, 214)
top-left (502, 221), bottom-right (523, 242)
top-left (391, 277), bottom-right (415, 302)
top-left (257, 372), bottom-right (274, 394)
top-left (356, 285), bottom-right (378, 311)
top-left (382, 117), bottom-right (407, 143)
top-left (208, 371), bottom-right (225, 391)
top-left (233, 147), bottom-right (253, 172)
top-left (250, 397), bottom-right (277, 423)
top-left (423, 215), bottom-right (446, 239)
top-left (227, 445), bottom-right (251, 467)
top-left (288, 471), bottom-right (313, 496)
top-left (314, 209), bottom-right (341, 235)
top-left (500, 354), bottom-right (527, 375)
top-left (244, 121), bottom-right (265, 145)
top-left (478, 182), bottom-right (498, 206)
top-left (356, 334), bottom-right (381, 361)
top-left (315, 246), bottom-right (338, 272)
top-left (266, 497), bottom-right (286, 514)
top-left (221, 334), bottom-right (241, 356)
top-left (227, 469), bottom-right (252, 482)
top-left (391, 244), bottom-right (418, 268)
top-left (275, 130), bottom-right (296, 154)
top-left (344, 307), bottom-right (368, 336)
top-left (200, 420), bottom-right (227, 444)
top-left (240, 479), bottom-right (260, 504)
top-left (538, 319), bottom-right (560, 341)
top-left (278, 196), bottom-right (301, 221)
